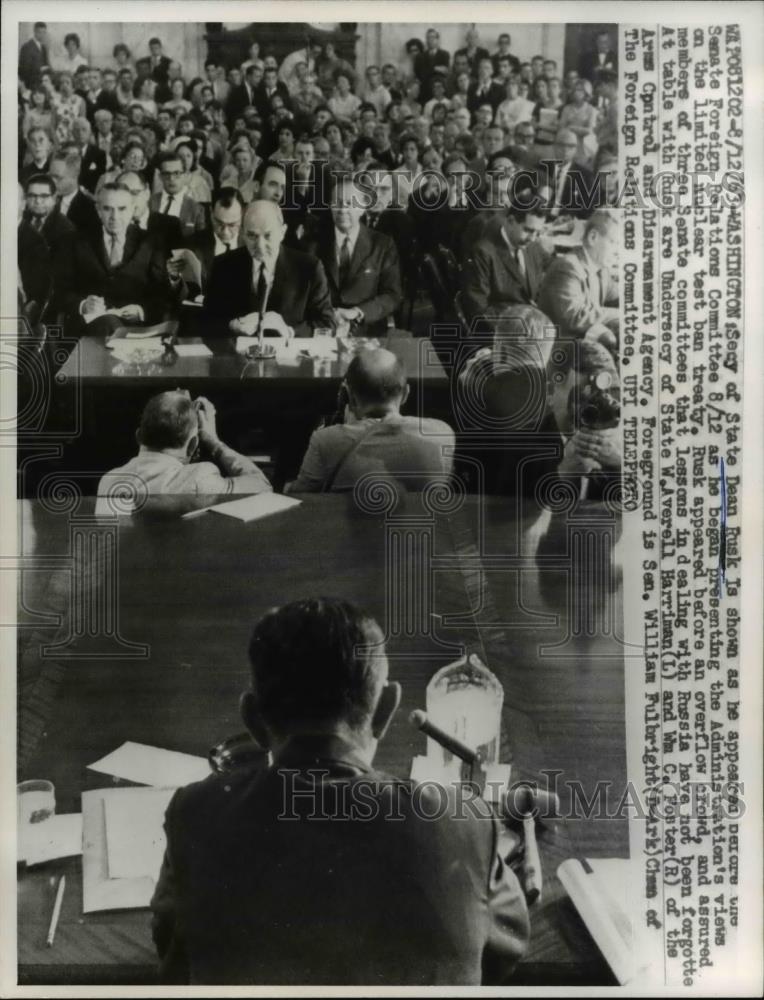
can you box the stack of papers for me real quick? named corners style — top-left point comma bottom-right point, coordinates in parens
top-left (87, 741), bottom-right (210, 787)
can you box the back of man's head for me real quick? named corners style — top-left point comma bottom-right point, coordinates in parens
top-left (137, 391), bottom-right (197, 451)
top-left (248, 597), bottom-right (386, 735)
top-left (345, 349), bottom-right (407, 415)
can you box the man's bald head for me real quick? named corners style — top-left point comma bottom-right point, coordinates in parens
top-left (241, 199), bottom-right (286, 268)
top-left (345, 348), bottom-right (409, 417)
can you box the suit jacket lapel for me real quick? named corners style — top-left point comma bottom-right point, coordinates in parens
top-left (324, 231), bottom-right (339, 288)
top-left (347, 225), bottom-right (371, 282)
top-left (121, 225), bottom-right (141, 266)
top-left (92, 226), bottom-right (110, 272)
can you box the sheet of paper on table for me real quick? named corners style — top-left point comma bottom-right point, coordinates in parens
top-left (82, 788), bottom-right (174, 912)
top-left (87, 741), bottom-right (210, 787)
top-left (19, 813), bottom-right (83, 866)
top-left (207, 492), bottom-right (301, 523)
top-left (104, 787), bottom-right (176, 880)
top-left (173, 342), bottom-right (213, 358)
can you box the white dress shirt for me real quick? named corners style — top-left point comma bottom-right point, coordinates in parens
top-left (158, 189), bottom-right (185, 217)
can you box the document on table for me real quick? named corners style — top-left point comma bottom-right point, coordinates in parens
top-left (208, 493), bottom-right (301, 523)
top-left (87, 741), bottom-right (210, 787)
top-left (173, 342), bottom-right (213, 358)
top-left (19, 813), bottom-right (83, 866)
top-left (82, 787), bottom-right (174, 912)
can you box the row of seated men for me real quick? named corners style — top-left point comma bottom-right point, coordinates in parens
top-left (18, 152), bottom-right (617, 346)
top-left (94, 322), bottom-right (621, 516)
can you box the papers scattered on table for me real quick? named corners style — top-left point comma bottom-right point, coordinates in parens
top-left (207, 492), bottom-right (301, 523)
top-left (87, 741), bottom-right (210, 788)
top-left (82, 787), bottom-right (174, 912)
top-left (173, 342), bottom-right (213, 358)
top-left (19, 813), bottom-right (83, 866)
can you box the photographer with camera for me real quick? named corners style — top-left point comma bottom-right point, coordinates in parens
top-left (95, 389), bottom-right (271, 516)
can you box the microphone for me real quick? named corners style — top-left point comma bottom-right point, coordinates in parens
top-left (408, 709), bottom-right (480, 765)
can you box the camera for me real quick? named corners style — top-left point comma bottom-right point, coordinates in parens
top-left (569, 370), bottom-right (620, 431)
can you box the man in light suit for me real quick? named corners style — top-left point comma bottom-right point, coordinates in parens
top-left (150, 151), bottom-right (207, 239)
top-left (310, 175), bottom-right (402, 337)
top-left (461, 201), bottom-right (552, 324)
top-left (150, 596), bottom-right (529, 984)
top-left (63, 182), bottom-right (175, 336)
top-left (18, 22), bottom-right (49, 89)
top-left (536, 210), bottom-right (619, 348)
top-left (202, 199), bottom-right (334, 337)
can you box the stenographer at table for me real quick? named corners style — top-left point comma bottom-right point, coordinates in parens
top-left (95, 389), bottom-right (271, 517)
top-left (201, 199), bottom-right (335, 338)
top-left (150, 597), bottom-right (530, 985)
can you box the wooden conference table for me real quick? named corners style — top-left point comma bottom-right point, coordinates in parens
top-left (17, 493), bottom-right (627, 986)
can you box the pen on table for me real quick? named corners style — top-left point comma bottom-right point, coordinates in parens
top-left (521, 815), bottom-right (542, 905)
top-left (46, 874), bottom-right (66, 947)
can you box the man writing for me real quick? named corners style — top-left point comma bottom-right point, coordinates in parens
top-left (95, 390), bottom-right (271, 516)
top-left (150, 596), bottom-right (529, 983)
top-left (291, 348), bottom-right (454, 492)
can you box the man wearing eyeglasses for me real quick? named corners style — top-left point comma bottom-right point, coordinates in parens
top-left (149, 151), bottom-right (206, 239)
top-left (461, 194), bottom-right (552, 323)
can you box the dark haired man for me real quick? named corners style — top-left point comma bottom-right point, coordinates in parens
top-left (150, 595), bottom-right (528, 983)
top-left (95, 390), bottom-right (270, 516)
top-left (149, 152), bottom-right (207, 237)
top-left (19, 22), bottom-right (49, 88)
top-left (461, 199), bottom-right (551, 321)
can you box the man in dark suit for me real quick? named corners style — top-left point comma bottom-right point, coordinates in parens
top-left (255, 66), bottom-right (292, 120)
top-left (468, 58), bottom-right (505, 114)
top-left (461, 202), bottom-right (552, 323)
top-left (49, 151), bottom-right (101, 235)
top-left (22, 174), bottom-right (77, 317)
top-left (203, 199), bottom-right (334, 337)
top-left (69, 118), bottom-right (108, 195)
top-left (579, 29), bottom-right (618, 83)
top-left (117, 170), bottom-right (183, 253)
top-left (150, 596), bottom-right (530, 985)
top-left (149, 151), bottom-right (207, 239)
top-left (537, 129), bottom-right (596, 219)
top-left (310, 176), bottom-right (402, 337)
top-left (148, 37), bottom-right (172, 87)
top-left (454, 28), bottom-right (490, 74)
top-left (536, 210), bottom-right (619, 347)
top-left (18, 22), bottom-right (49, 89)
top-left (360, 166), bottom-right (418, 309)
top-left (167, 187), bottom-right (244, 296)
top-left (491, 33), bottom-right (521, 76)
top-left (19, 127), bottom-right (53, 186)
top-left (226, 63), bottom-right (264, 127)
top-left (414, 28), bottom-right (451, 101)
top-left (63, 182), bottom-right (174, 335)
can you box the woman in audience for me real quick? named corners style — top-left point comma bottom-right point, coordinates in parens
top-left (350, 136), bottom-right (375, 171)
top-left (559, 79), bottom-right (598, 163)
top-left (316, 42), bottom-right (356, 97)
top-left (452, 70), bottom-right (472, 107)
top-left (328, 72), bottom-right (361, 123)
top-left (323, 120), bottom-right (351, 171)
top-left (22, 87), bottom-right (54, 138)
top-left (52, 72), bottom-right (85, 143)
top-left (400, 78), bottom-right (422, 119)
top-left (175, 138), bottom-right (213, 205)
top-left (268, 122), bottom-right (296, 164)
top-left (532, 76), bottom-right (563, 146)
top-left (220, 143), bottom-right (260, 203)
top-left (55, 32), bottom-right (88, 74)
top-left (133, 76), bottom-right (159, 119)
top-left (392, 133), bottom-right (422, 206)
top-left (112, 43), bottom-right (134, 73)
top-left (164, 76), bottom-right (192, 114)
top-left (496, 78), bottom-right (535, 131)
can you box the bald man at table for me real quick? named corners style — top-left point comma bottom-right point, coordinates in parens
top-left (202, 199), bottom-right (335, 337)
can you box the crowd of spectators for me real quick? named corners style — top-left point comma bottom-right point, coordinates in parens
top-left (17, 22), bottom-right (621, 501)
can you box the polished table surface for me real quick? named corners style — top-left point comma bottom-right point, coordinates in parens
top-left (17, 493), bottom-right (626, 986)
top-left (57, 334), bottom-right (448, 386)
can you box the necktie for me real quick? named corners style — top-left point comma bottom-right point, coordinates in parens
top-left (223, 242), bottom-right (231, 253)
top-left (339, 236), bottom-right (351, 287)
top-left (163, 194), bottom-right (175, 215)
top-left (253, 262), bottom-right (268, 313)
top-left (516, 247), bottom-right (529, 294)
top-left (109, 234), bottom-right (122, 267)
